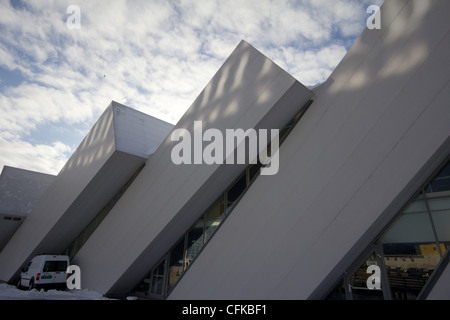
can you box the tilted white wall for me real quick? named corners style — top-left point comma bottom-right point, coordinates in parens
top-left (0, 102), bottom-right (172, 283)
top-left (0, 167), bottom-right (55, 252)
top-left (169, 0), bottom-right (450, 299)
top-left (73, 40), bottom-right (312, 295)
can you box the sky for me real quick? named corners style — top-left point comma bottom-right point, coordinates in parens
top-left (0, 0), bottom-right (384, 175)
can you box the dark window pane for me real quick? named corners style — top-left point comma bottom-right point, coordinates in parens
top-left (168, 238), bottom-right (185, 290)
top-left (248, 162), bottom-right (262, 183)
top-left (43, 261), bottom-right (67, 272)
top-left (204, 197), bottom-right (225, 243)
top-left (429, 197), bottom-right (450, 247)
top-left (425, 161), bottom-right (450, 194)
top-left (226, 172), bottom-right (246, 208)
top-left (205, 197), bottom-right (224, 220)
top-left (150, 259), bottom-right (166, 295)
top-left (185, 220), bottom-right (205, 268)
top-left (325, 279), bottom-right (346, 300)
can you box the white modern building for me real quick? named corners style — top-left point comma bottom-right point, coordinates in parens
top-left (0, 167), bottom-right (55, 252)
top-left (0, 0), bottom-right (449, 300)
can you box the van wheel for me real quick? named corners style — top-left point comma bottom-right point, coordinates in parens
top-left (28, 279), bottom-right (34, 290)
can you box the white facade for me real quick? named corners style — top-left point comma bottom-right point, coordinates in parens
top-left (0, 0), bottom-right (449, 300)
top-left (72, 40), bottom-right (313, 295)
top-left (169, 0), bottom-right (450, 299)
top-left (0, 167), bottom-right (55, 252)
top-left (0, 101), bottom-right (173, 283)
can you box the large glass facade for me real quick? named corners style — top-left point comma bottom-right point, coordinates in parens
top-left (326, 157), bottom-right (450, 300)
top-left (132, 100), bottom-right (313, 299)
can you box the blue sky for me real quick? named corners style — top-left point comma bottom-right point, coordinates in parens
top-left (0, 0), bottom-right (383, 175)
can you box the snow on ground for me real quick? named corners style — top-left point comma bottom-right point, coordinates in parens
top-left (0, 283), bottom-right (111, 300)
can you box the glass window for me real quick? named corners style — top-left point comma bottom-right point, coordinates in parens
top-left (382, 242), bottom-right (441, 300)
top-left (185, 220), bottom-right (205, 269)
top-left (325, 279), bottom-right (346, 300)
top-left (248, 162), bottom-right (262, 183)
top-left (43, 260), bottom-right (68, 272)
top-left (150, 259), bottom-right (166, 296)
top-left (429, 197), bottom-right (450, 252)
top-left (349, 253), bottom-right (384, 300)
top-left (204, 197), bottom-right (225, 220)
top-left (381, 196), bottom-right (441, 300)
top-left (425, 161), bottom-right (450, 253)
top-left (168, 238), bottom-right (185, 290)
top-left (381, 199), bottom-right (436, 244)
top-left (133, 275), bottom-right (150, 296)
top-left (425, 161), bottom-right (450, 194)
top-left (324, 158), bottom-right (450, 300)
top-left (226, 172), bottom-right (247, 209)
top-left (204, 197), bottom-right (225, 243)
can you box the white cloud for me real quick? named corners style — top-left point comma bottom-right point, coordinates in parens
top-left (0, 132), bottom-right (72, 175)
top-left (0, 0), bottom-right (382, 174)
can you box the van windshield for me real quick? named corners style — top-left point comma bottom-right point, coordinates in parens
top-left (43, 260), bottom-right (68, 272)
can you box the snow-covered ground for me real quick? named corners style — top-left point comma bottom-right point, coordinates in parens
top-left (0, 283), bottom-right (112, 300)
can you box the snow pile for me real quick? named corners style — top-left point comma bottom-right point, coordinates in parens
top-left (0, 283), bottom-right (110, 300)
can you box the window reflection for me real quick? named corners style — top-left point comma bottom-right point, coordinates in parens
top-left (382, 243), bottom-right (441, 300)
top-left (248, 162), bottom-right (262, 183)
top-left (425, 161), bottom-right (450, 255)
top-left (349, 253), bottom-right (384, 300)
top-left (429, 197), bottom-right (450, 253)
top-left (205, 197), bottom-right (225, 243)
top-left (150, 259), bottom-right (166, 295)
top-left (133, 275), bottom-right (150, 296)
top-left (381, 196), bottom-right (440, 300)
top-left (381, 199), bottom-right (436, 244)
top-left (185, 220), bottom-right (205, 268)
top-left (226, 172), bottom-right (247, 209)
top-left (168, 239), bottom-right (185, 290)
top-left (326, 157), bottom-right (450, 300)
top-left (379, 159), bottom-right (450, 300)
top-left (424, 161), bottom-right (450, 194)
top-left (325, 279), bottom-right (346, 300)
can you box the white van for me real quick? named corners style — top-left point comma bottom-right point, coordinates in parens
top-left (17, 255), bottom-right (70, 290)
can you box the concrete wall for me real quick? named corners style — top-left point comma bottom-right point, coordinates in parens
top-left (73, 40), bottom-right (312, 295)
top-left (0, 167), bottom-right (55, 252)
top-left (0, 102), bottom-right (172, 283)
top-left (168, 0), bottom-right (450, 299)
top-left (0, 166), bottom-right (55, 217)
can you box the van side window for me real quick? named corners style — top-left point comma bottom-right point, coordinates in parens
top-left (43, 261), bottom-right (68, 272)
top-left (23, 262), bottom-right (31, 272)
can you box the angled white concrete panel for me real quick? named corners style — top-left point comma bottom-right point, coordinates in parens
top-left (0, 101), bottom-right (172, 283)
top-left (0, 167), bottom-right (55, 252)
top-left (0, 167), bottom-right (55, 217)
top-left (168, 0), bottom-right (450, 299)
top-left (73, 40), bottom-right (313, 295)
